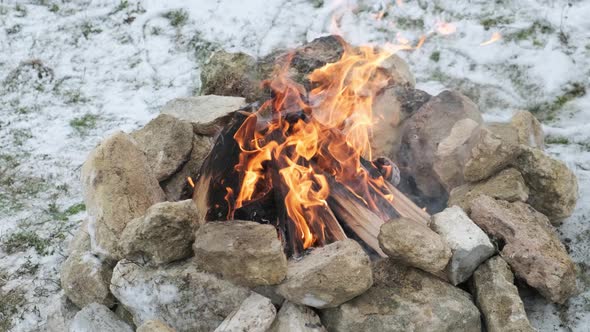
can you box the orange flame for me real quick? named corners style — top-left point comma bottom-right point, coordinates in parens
top-left (231, 40), bottom-right (396, 252)
top-left (480, 32), bottom-right (502, 46)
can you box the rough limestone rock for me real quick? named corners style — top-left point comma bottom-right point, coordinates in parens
top-left (120, 200), bottom-right (200, 265)
top-left (378, 218), bottom-right (451, 275)
top-left (61, 250), bottom-right (115, 309)
top-left (137, 320), bottom-right (175, 332)
top-left (464, 127), bottom-right (521, 182)
top-left (277, 239), bottom-right (372, 309)
top-left (44, 295), bottom-right (79, 332)
top-left (69, 303), bottom-right (133, 332)
top-left (110, 259), bottom-right (251, 332)
top-left (487, 122), bottom-right (520, 147)
top-left (214, 293), bottom-right (276, 332)
top-left (511, 110), bottom-right (544, 150)
top-left (131, 114), bottom-right (193, 181)
top-left (514, 146), bottom-right (578, 222)
top-left (68, 220), bottom-right (90, 255)
top-left (396, 90), bottom-right (483, 199)
top-left (320, 260), bottom-right (481, 332)
top-left (448, 168), bottom-right (529, 212)
top-left (473, 256), bottom-right (535, 332)
top-left (194, 221), bottom-right (287, 286)
top-left (378, 53), bottom-right (415, 88)
top-left (252, 285), bottom-right (285, 307)
top-left (269, 301), bottom-right (327, 332)
top-left (161, 95), bottom-right (247, 135)
top-left (371, 86), bottom-right (431, 160)
top-left (431, 206), bottom-right (495, 285)
top-left (81, 131), bottom-right (165, 260)
top-left (200, 51), bottom-right (262, 102)
top-left (433, 118), bottom-right (481, 190)
top-left (161, 135), bottom-right (213, 201)
top-left (469, 196), bottom-right (577, 303)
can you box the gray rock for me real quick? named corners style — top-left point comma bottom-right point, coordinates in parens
top-left (469, 196), bottom-right (577, 303)
top-left (320, 260), bottom-right (481, 332)
top-left (277, 239), bottom-right (372, 309)
top-left (511, 110), bottom-right (544, 150)
top-left (448, 168), bottom-right (529, 213)
top-left (378, 218), bottom-right (451, 275)
top-left (514, 146), bottom-right (578, 222)
top-left (110, 259), bottom-right (251, 332)
top-left (371, 87), bottom-right (431, 160)
top-left (161, 135), bottom-right (213, 201)
top-left (378, 53), bottom-right (415, 88)
top-left (464, 127), bottom-right (522, 182)
top-left (252, 285), bottom-right (285, 307)
top-left (396, 90), bottom-right (483, 199)
top-left (433, 118), bottom-right (481, 191)
top-left (214, 293), bottom-right (276, 332)
top-left (486, 122), bottom-right (520, 147)
top-left (473, 256), bottom-right (534, 332)
top-left (161, 95), bottom-right (247, 136)
top-left (61, 250), bottom-right (115, 309)
top-left (69, 303), bottom-right (133, 332)
top-left (200, 51), bottom-right (263, 102)
top-left (44, 295), bottom-right (79, 332)
top-left (120, 200), bottom-right (199, 265)
top-left (194, 221), bottom-right (287, 287)
top-left (431, 206), bottom-right (495, 285)
top-left (268, 302), bottom-right (327, 332)
top-left (132, 114), bottom-right (194, 181)
top-left (81, 131), bottom-right (165, 260)
top-left (137, 320), bottom-right (176, 332)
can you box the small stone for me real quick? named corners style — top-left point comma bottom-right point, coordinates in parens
top-left (448, 168), bottom-right (529, 212)
top-left (67, 220), bottom-right (90, 255)
top-left (268, 301), bottom-right (327, 332)
top-left (276, 239), bottom-right (373, 309)
top-left (160, 135), bottom-right (213, 201)
top-left (378, 218), bottom-right (451, 275)
top-left (61, 251), bottom-right (115, 309)
top-left (81, 131), bottom-right (165, 260)
top-left (396, 90), bottom-right (483, 199)
top-left (433, 118), bottom-right (481, 190)
top-left (44, 295), bottom-right (79, 332)
top-left (69, 303), bottom-right (133, 332)
top-left (161, 95), bottom-right (247, 136)
top-left (511, 110), bottom-right (544, 150)
top-left (469, 196), bottom-right (577, 303)
top-left (110, 259), bottom-right (251, 332)
top-left (137, 320), bottom-right (175, 332)
top-left (131, 114), bottom-right (194, 181)
top-left (473, 256), bottom-right (535, 332)
top-left (120, 200), bottom-right (199, 265)
top-left (431, 206), bottom-right (495, 285)
top-left (320, 260), bottom-right (481, 332)
top-left (464, 127), bottom-right (522, 182)
top-left (378, 54), bottom-right (415, 88)
top-left (514, 146), bottom-right (578, 222)
top-left (214, 293), bottom-right (276, 332)
top-left (194, 221), bottom-right (288, 286)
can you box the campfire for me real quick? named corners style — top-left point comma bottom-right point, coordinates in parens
top-left (62, 35), bottom-right (579, 332)
top-left (193, 39), bottom-right (428, 257)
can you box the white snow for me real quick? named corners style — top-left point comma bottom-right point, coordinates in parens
top-left (0, 0), bottom-right (589, 331)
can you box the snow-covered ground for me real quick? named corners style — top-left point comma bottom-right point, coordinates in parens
top-left (0, 0), bottom-right (588, 331)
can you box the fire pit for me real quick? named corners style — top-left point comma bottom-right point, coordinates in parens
top-left (61, 36), bottom-right (579, 332)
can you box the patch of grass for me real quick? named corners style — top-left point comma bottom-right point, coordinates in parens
top-left (15, 4), bottom-right (27, 17)
top-left (480, 16), bottom-right (512, 30)
top-left (6, 24), bottom-right (22, 35)
top-left (48, 202), bottom-right (85, 221)
top-left (65, 203), bottom-right (86, 215)
top-left (163, 9), bottom-right (189, 28)
top-left (310, 0), bottom-right (324, 8)
top-left (545, 136), bottom-right (570, 145)
top-left (49, 3), bottom-right (59, 13)
top-left (11, 128), bottom-right (33, 146)
top-left (150, 26), bottom-right (163, 35)
top-left (63, 89), bottom-right (89, 104)
top-left (430, 51), bottom-right (440, 62)
top-left (0, 287), bottom-right (26, 331)
top-left (113, 0), bottom-right (129, 14)
top-left (395, 16), bottom-right (424, 30)
top-left (2, 231), bottom-right (50, 255)
top-left (81, 21), bottom-right (102, 39)
top-left (508, 20), bottom-right (554, 41)
top-left (70, 113), bottom-right (98, 134)
top-left (528, 82), bottom-right (586, 120)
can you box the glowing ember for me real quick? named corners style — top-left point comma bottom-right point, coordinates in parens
top-left (229, 41), bottom-right (395, 251)
top-left (480, 32), bottom-right (502, 46)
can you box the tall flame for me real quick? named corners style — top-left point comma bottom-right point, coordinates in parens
top-left (231, 41), bottom-right (395, 252)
